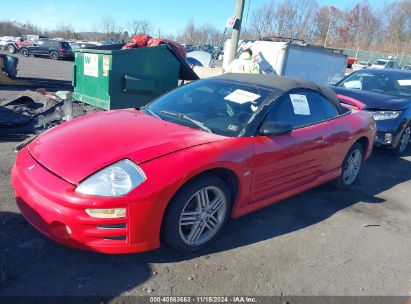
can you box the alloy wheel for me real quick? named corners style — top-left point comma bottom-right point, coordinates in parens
top-left (342, 149), bottom-right (362, 185)
top-left (179, 186), bottom-right (227, 246)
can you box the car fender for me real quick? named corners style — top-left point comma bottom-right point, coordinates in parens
top-left (135, 138), bottom-right (254, 244)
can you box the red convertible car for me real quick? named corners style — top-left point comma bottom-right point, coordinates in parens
top-left (11, 74), bottom-right (376, 254)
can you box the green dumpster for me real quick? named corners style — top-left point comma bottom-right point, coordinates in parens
top-left (72, 45), bottom-right (197, 110)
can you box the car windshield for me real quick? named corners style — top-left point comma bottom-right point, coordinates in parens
top-left (145, 79), bottom-right (273, 137)
top-left (337, 71), bottom-right (411, 97)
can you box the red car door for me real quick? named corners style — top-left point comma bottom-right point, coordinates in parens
top-left (250, 90), bottom-right (336, 204)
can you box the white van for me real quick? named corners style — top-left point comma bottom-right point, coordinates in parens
top-left (223, 38), bottom-right (347, 86)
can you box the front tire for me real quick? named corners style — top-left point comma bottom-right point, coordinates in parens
top-left (163, 175), bottom-right (231, 252)
top-left (8, 44), bottom-right (16, 54)
top-left (393, 124), bottom-right (410, 156)
top-left (334, 143), bottom-right (364, 190)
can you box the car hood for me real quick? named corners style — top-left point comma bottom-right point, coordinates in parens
top-left (28, 109), bottom-right (226, 184)
top-left (333, 87), bottom-right (410, 110)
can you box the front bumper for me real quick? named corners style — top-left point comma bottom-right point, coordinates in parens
top-left (11, 148), bottom-right (160, 254)
top-left (374, 131), bottom-right (395, 146)
top-left (373, 117), bottom-right (407, 148)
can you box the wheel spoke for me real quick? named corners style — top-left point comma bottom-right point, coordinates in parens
top-left (187, 222), bottom-right (205, 243)
top-left (210, 195), bottom-right (224, 213)
top-left (206, 216), bottom-right (219, 230)
top-left (196, 188), bottom-right (210, 210)
top-left (180, 211), bottom-right (201, 226)
top-left (343, 167), bottom-right (353, 179)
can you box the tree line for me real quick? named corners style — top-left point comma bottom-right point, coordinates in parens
top-left (246, 0), bottom-right (411, 55)
top-left (0, 0), bottom-right (409, 55)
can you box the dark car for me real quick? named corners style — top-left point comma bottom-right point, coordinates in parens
top-left (19, 40), bottom-right (74, 60)
top-left (333, 69), bottom-right (411, 155)
top-left (69, 42), bottom-right (98, 52)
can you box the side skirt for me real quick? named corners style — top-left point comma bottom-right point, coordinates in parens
top-left (231, 168), bottom-right (342, 218)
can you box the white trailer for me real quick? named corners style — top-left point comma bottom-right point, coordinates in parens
top-left (223, 38), bottom-right (347, 86)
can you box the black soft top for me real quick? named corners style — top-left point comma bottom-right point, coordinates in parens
top-left (211, 73), bottom-right (343, 112)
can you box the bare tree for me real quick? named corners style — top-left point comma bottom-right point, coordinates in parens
top-left (274, 0), bottom-right (318, 39)
top-left (100, 15), bottom-right (118, 39)
top-left (249, 1), bottom-right (275, 39)
top-left (126, 19), bottom-right (152, 35)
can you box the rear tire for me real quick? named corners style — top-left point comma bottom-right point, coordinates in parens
top-left (163, 175), bottom-right (231, 252)
top-left (20, 48), bottom-right (29, 57)
top-left (50, 51), bottom-right (59, 60)
top-left (334, 143), bottom-right (364, 190)
top-left (393, 124), bottom-right (410, 156)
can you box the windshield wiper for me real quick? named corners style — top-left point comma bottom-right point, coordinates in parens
top-left (140, 106), bottom-right (160, 119)
top-left (160, 110), bottom-right (213, 133)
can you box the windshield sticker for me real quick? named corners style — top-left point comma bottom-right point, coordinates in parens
top-left (224, 89), bottom-right (260, 104)
top-left (228, 124), bottom-right (239, 131)
top-left (251, 104), bottom-right (258, 112)
top-left (290, 94), bottom-right (310, 115)
top-left (398, 80), bottom-right (411, 86)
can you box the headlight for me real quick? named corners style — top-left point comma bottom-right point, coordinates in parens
top-left (75, 159), bottom-right (146, 196)
top-left (371, 111), bottom-right (401, 120)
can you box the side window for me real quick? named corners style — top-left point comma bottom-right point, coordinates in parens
top-left (315, 92), bottom-right (339, 118)
top-left (267, 90), bottom-right (329, 129)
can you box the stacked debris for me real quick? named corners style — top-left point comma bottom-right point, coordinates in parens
top-left (0, 90), bottom-right (102, 140)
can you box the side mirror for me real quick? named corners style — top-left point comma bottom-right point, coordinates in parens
top-left (259, 121), bottom-right (293, 136)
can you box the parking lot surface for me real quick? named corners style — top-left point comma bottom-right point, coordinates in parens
top-left (2, 51), bottom-right (72, 81)
top-left (0, 53), bottom-right (410, 297)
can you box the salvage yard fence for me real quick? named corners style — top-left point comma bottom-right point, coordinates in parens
top-left (341, 48), bottom-right (411, 66)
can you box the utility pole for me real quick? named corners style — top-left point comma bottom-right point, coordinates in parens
top-left (324, 17), bottom-right (332, 47)
top-left (227, 0), bottom-right (245, 65)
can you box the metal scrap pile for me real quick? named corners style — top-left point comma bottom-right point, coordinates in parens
top-left (0, 90), bottom-right (102, 140)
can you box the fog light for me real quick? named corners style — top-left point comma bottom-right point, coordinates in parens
top-left (85, 208), bottom-right (126, 218)
top-left (384, 133), bottom-right (392, 144)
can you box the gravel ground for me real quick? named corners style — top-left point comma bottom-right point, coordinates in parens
top-left (0, 51), bottom-right (410, 298)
